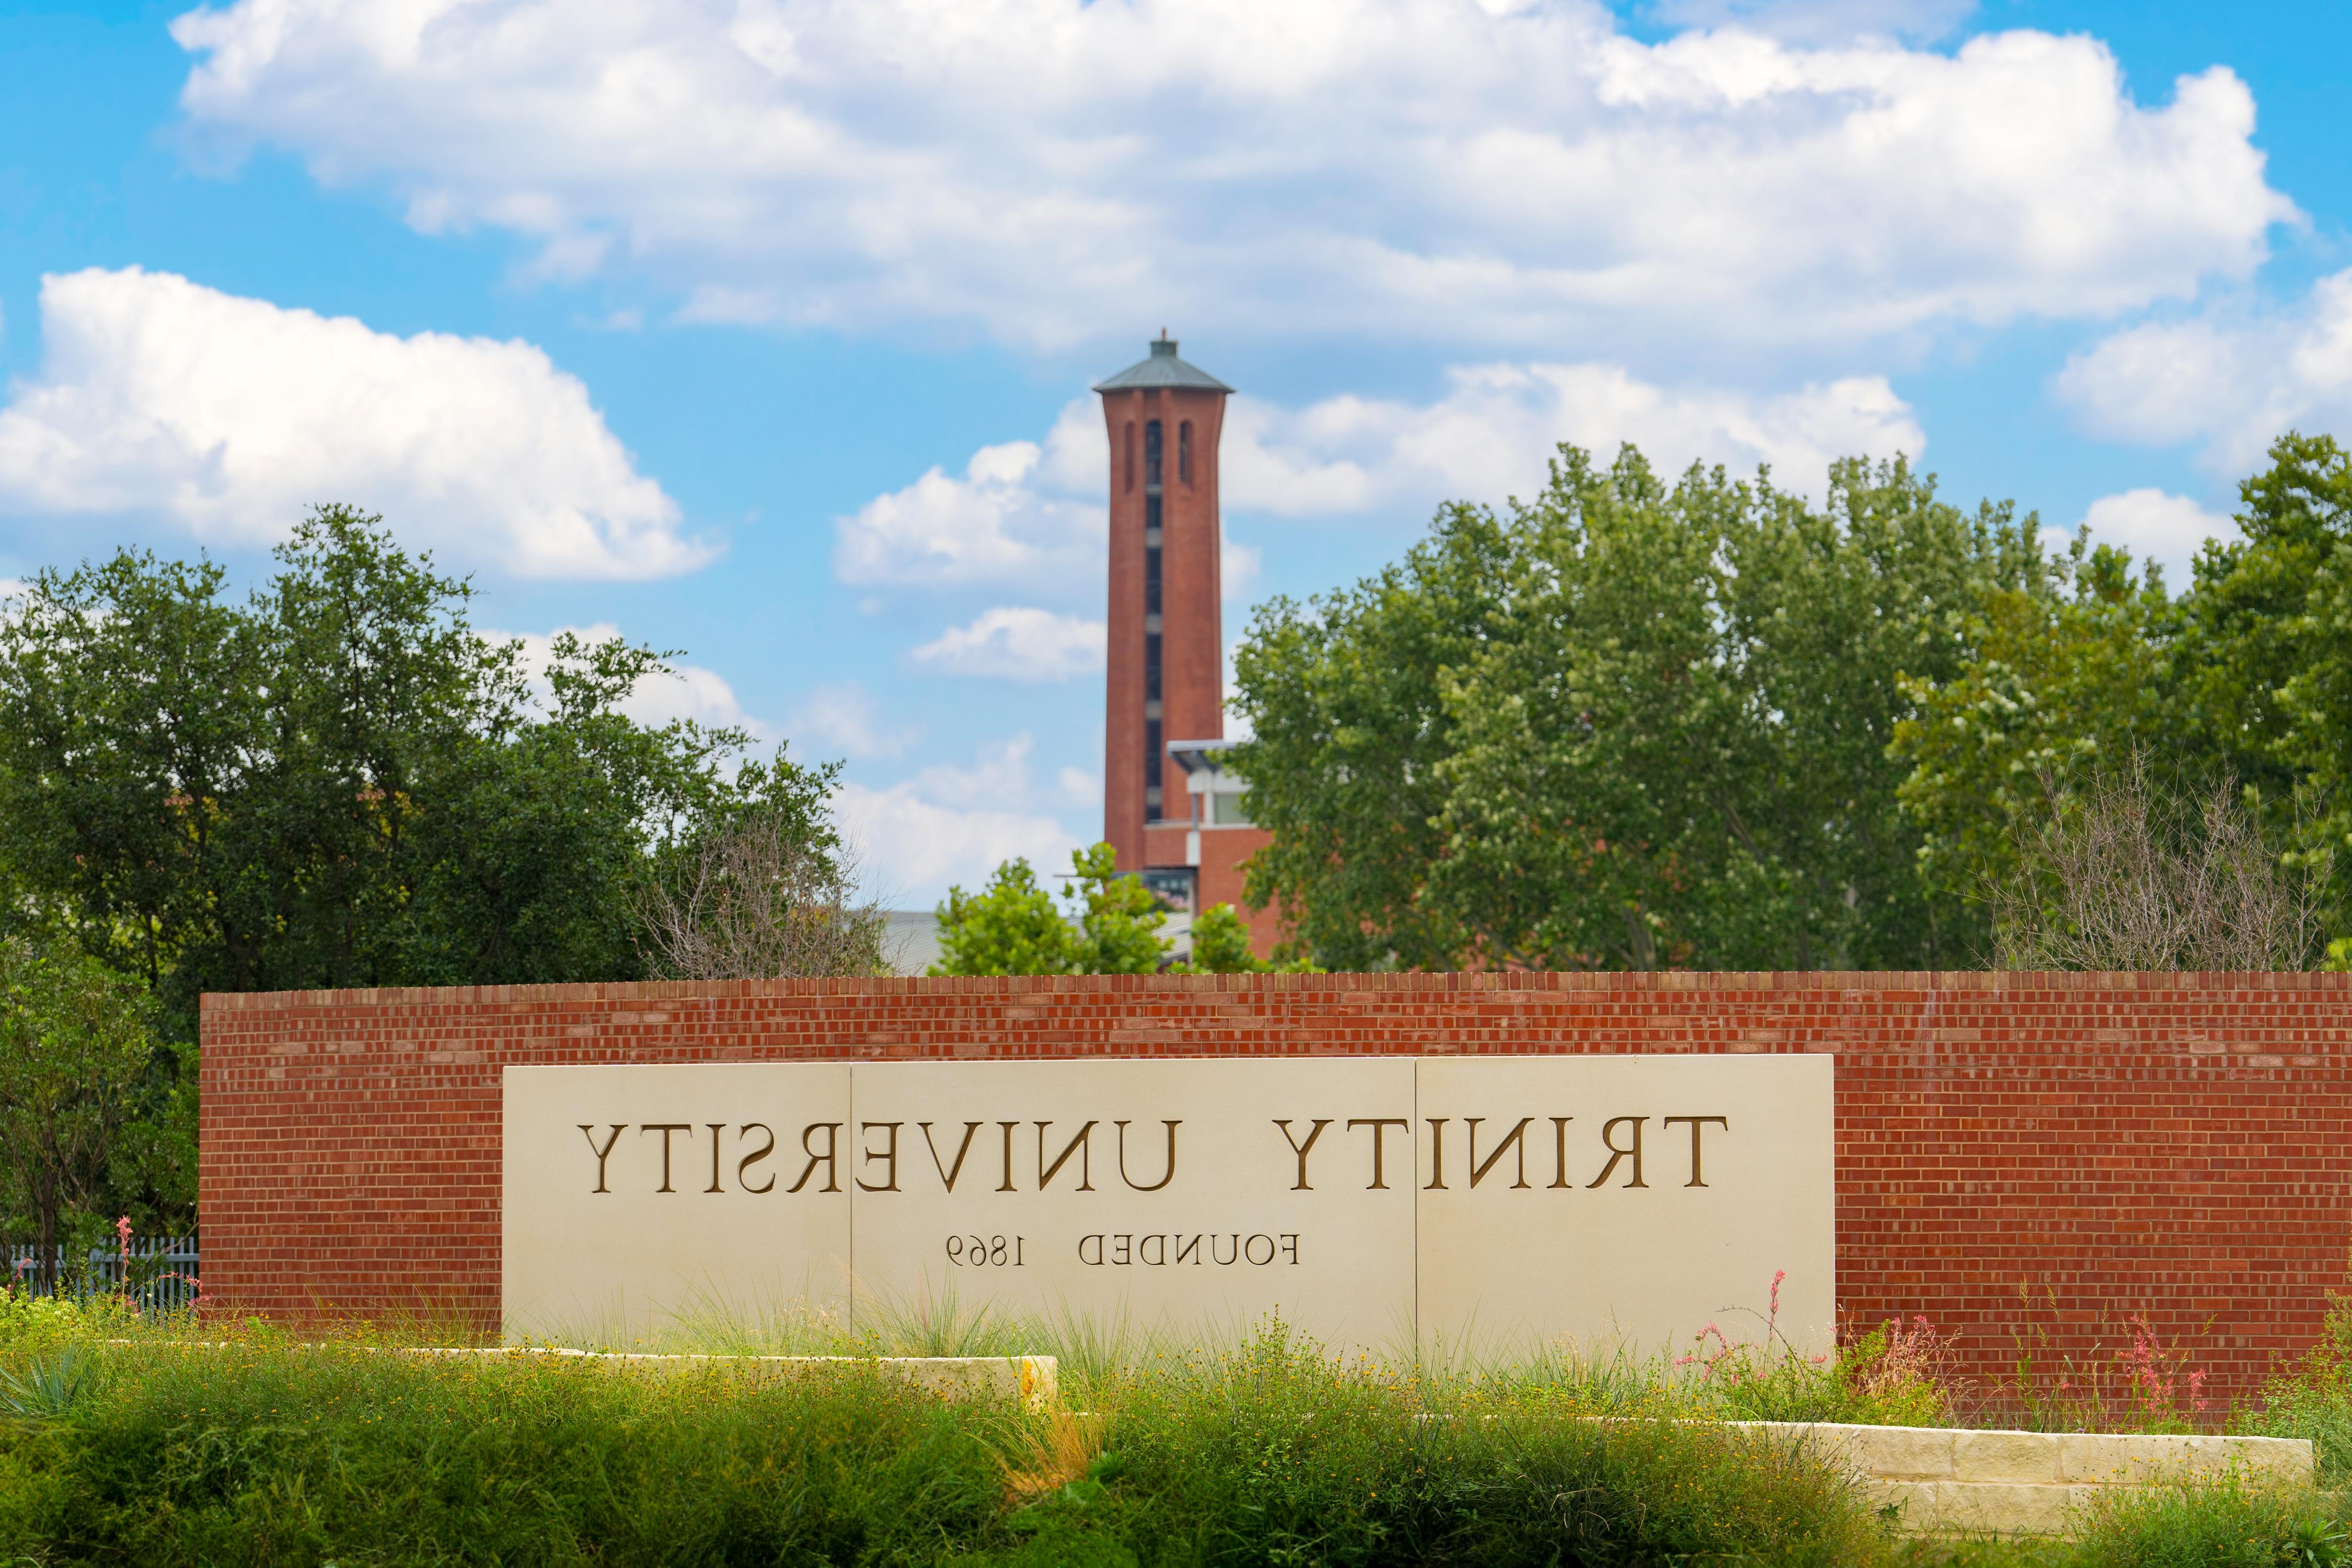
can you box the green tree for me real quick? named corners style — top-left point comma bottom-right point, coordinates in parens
top-left (931, 844), bottom-right (1172, 975)
top-left (0, 939), bottom-right (161, 1289)
top-left (2173, 432), bottom-right (2351, 806)
top-left (932, 859), bottom-right (1077, 975)
top-left (1066, 843), bottom-right (1168, 974)
top-left (0, 509), bottom-right (810, 1029)
top-left (1716, 455), bottom-right (2052, 965)
top-left (1890, 432), bottom-right (2352, 953)
top-left (394, 631), bottom-right (834, 987)
top-left (1892, 540), bottom-right (2179, 914)
top-left (1230, 501), bottom-right (1512, 969)
top-left (1235, 445), bottom-right (2042, 970)
top-left (1177, 903), bottom-right (1268, 974)
top-left (0, 508), bottom-right (845, 1240)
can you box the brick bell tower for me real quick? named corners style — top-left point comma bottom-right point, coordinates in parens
top-left (1095, 336), bottom-right (1231, 870)
top-left (1095, 336), bottom-right (1275, 956)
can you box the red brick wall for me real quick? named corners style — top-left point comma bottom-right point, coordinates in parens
top-left (199, 971), bottom-right (2352, 1403)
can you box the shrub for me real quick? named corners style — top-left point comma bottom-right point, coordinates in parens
top-left (0, 1342), bottom-right (1009, 1564)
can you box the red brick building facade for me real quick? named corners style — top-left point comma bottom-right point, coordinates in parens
top-left (202, 969), bottom-right (2352, 1405)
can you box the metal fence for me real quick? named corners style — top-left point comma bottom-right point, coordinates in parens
top-left (6, 1235), bottom-right (200, 1310)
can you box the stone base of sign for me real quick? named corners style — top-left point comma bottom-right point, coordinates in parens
top-left (123, 1341), bottom-right (1061, 1408)
top-left (471, 1348), bottom-right (1059, 1409)
top-left (1740, 1422), bottom-right (2316, 1536)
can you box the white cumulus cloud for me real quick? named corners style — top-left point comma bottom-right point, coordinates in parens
top-left (839, 365), bottom-right (1922, 597)
top-left (1225, 362), bottom-right (1925, 514)
top-left (912, 607), bottom-right (1106, 681)
top-left (833, 402), bottom-right (1104, 590)
top-left (0, 268), bottom-right (707, 579)
top-left (790, 680), bottom-right (918, 759)
top-left (2073, 489), bottom-right (2238, 589)
top-left (833, 733), bottom-right (1082, 905)
top-left (169, 1), bottom-right (2289, 355)
top-left (2057, 269), bottom-right (2352, 476)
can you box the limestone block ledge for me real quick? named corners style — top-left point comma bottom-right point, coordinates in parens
top-left (479, 1348), bottom-right (1059, 1409)
top-left (1732, 1422), bottom-right (2315, 1536)
top-left (136, 1343), bottom-right (1061, 1410)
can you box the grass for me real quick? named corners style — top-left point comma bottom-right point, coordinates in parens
top-left (1, 1289), bottom-right (2349, 1565)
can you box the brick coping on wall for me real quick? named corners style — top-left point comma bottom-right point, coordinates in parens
top-left (199, 969), bottom-right (2352, 1404)
top-left (200, 967), bottom-right (2352, 1010)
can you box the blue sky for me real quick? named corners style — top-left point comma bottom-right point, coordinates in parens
top-left (0, 0), bottom-right (2346, 905)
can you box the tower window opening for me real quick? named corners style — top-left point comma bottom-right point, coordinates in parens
top-left (1144, 719), bottom-right (1162, 813)
top-left (1144, 494), bottom-right (1162, 615)
top-left (1144, 420), bottom-right (1162, 489)
top-left (1179, 422), bottom-right (1192, 485)
top-left (1144, 632), bottom-right (1161, 701)
top-left (1123, 422), bottom-right (1136, 493)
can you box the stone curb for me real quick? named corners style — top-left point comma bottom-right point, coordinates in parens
top-left (1732, 1421), bottom-right (2316, 1536)
top-left (110, 1341), bottom-right (1059, 1410)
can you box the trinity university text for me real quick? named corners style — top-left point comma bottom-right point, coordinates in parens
top-left (503, 1056), bottom-right (1832, 1355)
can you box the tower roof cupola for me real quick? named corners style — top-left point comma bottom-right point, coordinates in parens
top-left (1092, 333), bottom-right (1235, 394)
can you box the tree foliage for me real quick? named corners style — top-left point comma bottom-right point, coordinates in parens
top-left (1890, 540), bottom-right (2176, 909)
top-left (0, 508), bottom-right (849, 1240)
top-left (0, 939), bottom-right (162, 1289)
top-left (1235, 433), bottom-right (2352, 971)
top-left (1896, 432), bottom-right (2352, 963)
top-left (930, 843), bottom-right (1170, 976)
top-left (1177, 904), bottom-right (1266, 974)
top-left (0, 506), bottom-right (826, 1035)
top-left (1235, 447), bottom-right (2048, 970)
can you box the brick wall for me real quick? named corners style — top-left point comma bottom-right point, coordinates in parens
top-left (199, 971), bottom-right (2352, 1402)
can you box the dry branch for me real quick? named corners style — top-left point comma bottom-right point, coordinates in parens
top-left (633, 812), bottom-right (889, 979)
top-left (1987, 758), bottom-right (2326, 972)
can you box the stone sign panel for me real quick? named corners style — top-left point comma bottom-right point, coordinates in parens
top-left (503, 1054), bottom-right (1832, 1356)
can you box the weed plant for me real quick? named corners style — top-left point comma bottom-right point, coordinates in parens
top-left (2066, 1478), bottom-right (2350, 1568)
top-left (2236, 1295), bottom-right (2352, 1484)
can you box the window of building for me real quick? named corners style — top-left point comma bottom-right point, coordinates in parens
top-left (1211, 790), bottom-right (1254, 826)
top-left (1138, 867), bottom-right (1195, 912)
top-left (1144, 496), bottom-right (1162, 615)
top-left (1179, 421), bottom-right (1192, 485)
top-left (1144, 420), bottom-right (1162, 488)
top-left (1123, 422), bottom-right (1135, 493)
